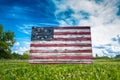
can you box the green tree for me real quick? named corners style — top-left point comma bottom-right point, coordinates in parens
top-left (0, 24), bottom-right (15, 59)
top-left (12, 52), bottom-right (22, 59)
top-left (21, 51), bottom-right (29, 59)
top-left (115, 54), bottom-right (120, 58)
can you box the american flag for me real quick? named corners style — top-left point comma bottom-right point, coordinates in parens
top-left (29, 26), bottom-right (93, 64)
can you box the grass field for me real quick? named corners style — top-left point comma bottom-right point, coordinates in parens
top-left (0, 60), bottom-right (120, 80)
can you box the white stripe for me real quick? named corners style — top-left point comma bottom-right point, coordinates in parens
top-left (54, 29), bottom-right (90, 32)
top-left (30, 53), bottom-right (92, 57)
top-left (54, 35), bottom-right (91, 38)
top-left (30, 47), bottom-right (92, 51)
top-left (31, 41), bottom-right (91, 44)
top-left (29, 59), bottom-right (93, 62)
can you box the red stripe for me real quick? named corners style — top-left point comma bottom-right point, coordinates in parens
top-left (54, 27), bottom-right (90, 29)
top-left (30, 50), bottom-right (92, 53)
top-left (54, 32), bottom-right (90, 35)
top-left (30, 44), bottom-right (91, 47)
top-left (54, 38), bottom-right (91, 41)
top-left (30, 56), bottom-right (93, 59)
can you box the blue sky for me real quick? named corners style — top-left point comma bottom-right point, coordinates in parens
top-left (0, 0), bottom-right (120, 57)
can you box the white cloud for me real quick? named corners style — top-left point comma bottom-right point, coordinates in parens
top-left (14, 42), bottom-right (20, 46)
top-left (111, 46), bottom-right (120, 52)
top-left (18, 24), bottom-right (36, 35)
top-left (13, 46), bottom-right (29, 54)
top-left (24, 41), bottom-right (30, 45)
top-left (58, 20), bottom-right (68, 26)
top-left (53, 0), bottom-right (120, 56)
top-left (12, 39), bottom-right (30, 54)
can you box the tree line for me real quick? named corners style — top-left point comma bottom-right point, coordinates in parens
top-left (94, 54), bottom-right (120, 59)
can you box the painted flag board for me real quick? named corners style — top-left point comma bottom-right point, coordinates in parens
top-left (29, 26), bottom-right (93, 64)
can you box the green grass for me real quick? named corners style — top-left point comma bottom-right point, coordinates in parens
top-left (0, 60), bottom-right (120, 80)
